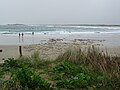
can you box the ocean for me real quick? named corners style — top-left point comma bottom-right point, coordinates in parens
top-left (0, 24), bottom-right (120, 35)
top-left (0, 24), bottom-right (120, 45)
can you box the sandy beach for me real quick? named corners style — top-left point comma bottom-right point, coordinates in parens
top-left (0, 33), bottom-right (120, 63)
top-left (1, 31), bottom-right (120, 63)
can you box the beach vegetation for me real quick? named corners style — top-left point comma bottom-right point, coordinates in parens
top-left (0, 46), bottom-right (120, 90)
top-left (1, 58), bottom-right (52, 90)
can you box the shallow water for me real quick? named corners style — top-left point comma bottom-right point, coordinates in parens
top-left (0, 24), bottom-right (120, 47)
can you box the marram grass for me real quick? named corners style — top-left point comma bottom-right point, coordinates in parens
top-left (0, 46), bottom-right (120, 90)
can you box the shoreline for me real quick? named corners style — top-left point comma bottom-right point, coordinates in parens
top-left (0, 32), bottom-right (120, 63)
top-left (0, 38), bottom-right (120, 63)
top-left (0, 33), bottom-right (120, 47)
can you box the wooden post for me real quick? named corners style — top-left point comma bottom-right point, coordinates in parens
top-left (19, 46), bottom-right (22, 57)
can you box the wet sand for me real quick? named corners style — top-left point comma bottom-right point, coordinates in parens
top-left (0, 33), bottom-right (120, 47)
top-left (0, 33), bottom-right (120, 63)
top-left (0, 38), bottom-right (120, 63)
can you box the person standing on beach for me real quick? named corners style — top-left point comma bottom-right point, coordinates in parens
top-left (32, 32), bottom-right (34, 35)
top-left (21, 33), bottom-right (24, 43)
top-left (19, 33), bottom-right (21, 43)
top-left (19, 33), bottom-right (20, 37)
top-left (22, 33), bottom-right (24, 37)
top-left (32, 32), bottom-right (34, 44)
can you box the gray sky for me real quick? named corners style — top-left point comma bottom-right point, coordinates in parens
top-left (0, 0), bottom-right (120, 24)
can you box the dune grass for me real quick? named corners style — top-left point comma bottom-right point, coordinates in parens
top-left (0, 46), bottom-right (120, 90)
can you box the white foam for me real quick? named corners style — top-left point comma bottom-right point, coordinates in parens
top-left (57, 25), bottom-right (120, 30)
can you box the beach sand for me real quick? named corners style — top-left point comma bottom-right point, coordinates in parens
top-left (0, 33), bottom-right (120, 63)
top-left (0, 37), bottom-right (120, 63)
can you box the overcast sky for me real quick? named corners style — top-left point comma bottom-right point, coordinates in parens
top-left (0, 0), bottom-right (120, 24)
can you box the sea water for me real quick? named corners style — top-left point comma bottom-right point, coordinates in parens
top-left (0, 24), bottom-right (120, 45)
top-left (0, 24), bottom-right (120, 34)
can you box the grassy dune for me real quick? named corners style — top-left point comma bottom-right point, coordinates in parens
top-left (0, 46), bottom-right (120, 90)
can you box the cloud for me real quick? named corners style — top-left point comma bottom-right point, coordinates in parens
top-left (0, 0), bottom-right (120, 24)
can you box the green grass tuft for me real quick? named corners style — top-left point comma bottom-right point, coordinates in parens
top-left (0, 46), bottom-right (120, 90)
